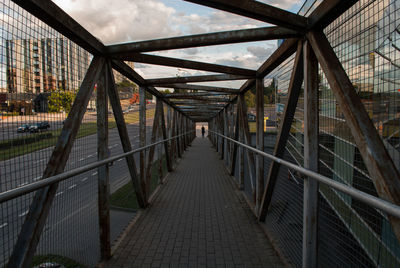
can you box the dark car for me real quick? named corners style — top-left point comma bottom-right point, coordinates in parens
top-left (29, 123), bottom-right (40, 133)
top-left (37, 121), bottom-right (50, 130)
top-left (247, 113), bottom-right (256, 122)
top-left (17, 124), bottom-right (31, 133)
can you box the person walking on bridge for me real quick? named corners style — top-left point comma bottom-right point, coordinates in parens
top-left (201, 125), bottom-right (205, 138)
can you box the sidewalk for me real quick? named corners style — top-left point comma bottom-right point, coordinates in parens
top-left (104, 137), bottom-right (283, 267)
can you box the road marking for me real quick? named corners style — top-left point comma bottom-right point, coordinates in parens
top-left (68, 184), bottom-right (77, 190)
top-left (19, 210), bottom-right (28, 217)
top-left (81, 177), bottom-right (88, 182)
top-left (33, 176), bottom-right (41, 181)
top-left (0, 223), bottom-right (8, 229)
top-left (92, 171), bottom-right (98, 176)
top-left (55, 191), bottom-right (63, 197)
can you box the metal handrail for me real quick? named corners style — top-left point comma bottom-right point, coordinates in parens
top-left (209, 130), bottom-right (400, 218)
top-left (0, 131), bottom-right (194, 204)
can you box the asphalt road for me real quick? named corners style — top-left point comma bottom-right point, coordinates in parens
top-left (0, 114), bottom-right (157, 266)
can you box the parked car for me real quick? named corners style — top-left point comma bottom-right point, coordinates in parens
top-left (17, 124), bottom-right (31, 133)
top-left (29, 123), bottom-right (40, 133)
top-left (247, 113), bottom-right (256, 122)
top-left (37, 121), bottom-right (50, 130)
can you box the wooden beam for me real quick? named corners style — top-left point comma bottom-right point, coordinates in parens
top-left (239, 94), bottom-right (256, 194)
top-left (11, 0), bottom-right (105, 55)
top-left (164, 92), bottom-right (231, 98)
top-left (147, 74), bottom-right (249, 85)
top-left (159, 83), bottom-right (240, 94)
top-left (8, 57), bottom-right (106, 268)
top-left (161, 101), bottom-right (172, 172)
top-left (139, 85), bottom-right (147, 201)
top-left (302, 41), bottom-right (319, 268)
top-left (106, 61), bottom-right (147, 208)
top-left (107, 26), bottom-right (300, 54)
top-left (113, 53), bottom-right (256, 76)
top-left (183, 0), bottom-right (307, 31)
top-left (307, 30), bottom-right (400, 240)
top-left (257, 38), bottom-right (298, 78)
top-left (97, 62), bottom-right (111, 261)
top-left (308, 0), bottom-right (358, 30)
top-left (145, 99), bottom-right (162, 196)
top-left (256, 77), bottom-right (264, 212)
top-left (229, 103), bottom-right (240, 175)
top-left (169, 96), bottom-right (231, 102)
top-left (259, 41), bottom-right (304, 221)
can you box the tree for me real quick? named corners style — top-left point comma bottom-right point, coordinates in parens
top-left (48, 89), bottom-right (76, 113)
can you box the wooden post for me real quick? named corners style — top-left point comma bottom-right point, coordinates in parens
top-left (97, 63), bottom-right (111, 261)
top-left (224, 107), bottom-right (229, 162)
top-left (302, 41), bottom-right (319, 268)
top-left (259, 41), bottom-right (304, 221)
top-left (239, 93), bottom-right (256, 195)
top-left (8, 57), bottom-right (106, 268)
top-left (256, 77), bottom-right (264, 212)
top-left (229, 103), bottom-right (240, 175)
top-left (159, 100), bottom-right (172, 172)
top-left (239, 107), bottom-right (245, 190)
top-left (106, 62), bottom-right (146, 208)
top-left (139, 85), bottom-right (147, 201)
top-left (145, 99), bottom-right (161, 196)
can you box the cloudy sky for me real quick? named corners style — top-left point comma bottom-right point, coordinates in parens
top-left (53, 0), bottom-right (304, 85)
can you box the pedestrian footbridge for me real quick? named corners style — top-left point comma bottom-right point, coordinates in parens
top-left (1, 1), bottom-right (400, 267)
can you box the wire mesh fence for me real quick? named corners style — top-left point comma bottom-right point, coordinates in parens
top-left (255, 0), bottom-right (400, 267)
top-left (0, 1), bottom-right (164, 266)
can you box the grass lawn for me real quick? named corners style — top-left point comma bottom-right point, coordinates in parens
top-left (110, 155), bottom-right (167, 210)
top-left (0, 108), bottom-right (155, 161)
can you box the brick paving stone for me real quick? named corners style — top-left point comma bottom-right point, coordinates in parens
top-left (104, 138), bottom-right (284, 267)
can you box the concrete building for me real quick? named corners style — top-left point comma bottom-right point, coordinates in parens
top-left (4, 37), bottom-right (91, 94)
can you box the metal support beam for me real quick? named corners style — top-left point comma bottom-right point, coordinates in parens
top-left (256, 77), bottom-right (264, 212)
top-left (107, 26), bottom-right (300, 54)
top-left (302, 41), bottom-right (319, 268)
top-left (259, 41), bottom-right (304, 221)
top-left (307, 30), bottom-right (400, 241)
top-left (97, 63), bottom-right (111, 261)
top-left (8, 57), bottom-right (106, 268)
top-left (114, 53), bottom-right (256, 76)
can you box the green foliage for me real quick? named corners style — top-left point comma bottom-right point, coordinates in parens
top-left (117, 78), bottom-right (137, 90)
top-left (245, 91), bottom-right (255, 108)
top-left (161, 89), bottom-right (172, 94)
top-left (48, 89), bottom-right (76, 113)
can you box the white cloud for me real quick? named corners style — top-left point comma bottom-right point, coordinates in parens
top-left (53, 0), bottom-right (179, 44)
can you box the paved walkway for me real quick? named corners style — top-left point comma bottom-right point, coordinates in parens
top-left (105, 137), bottom-right (283, 267)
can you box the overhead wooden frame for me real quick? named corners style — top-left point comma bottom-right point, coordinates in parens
top-left (106, 26), bottom-right (300, 54)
